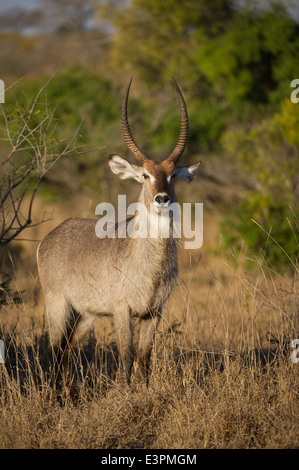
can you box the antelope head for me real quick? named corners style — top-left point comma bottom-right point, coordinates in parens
top-left (109, 77), bottom-right (200, 211)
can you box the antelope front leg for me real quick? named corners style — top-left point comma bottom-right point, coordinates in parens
top-left (114, 310), bottom-right (134, 385)
top-left (137, 310), bottom-right (161, 384)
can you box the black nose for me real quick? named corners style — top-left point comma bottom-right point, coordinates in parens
top-left (155, 194), bottom-right (170, 204)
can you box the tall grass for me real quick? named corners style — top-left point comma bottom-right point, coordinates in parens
top-left (0, 228), bottom-right (298, 449)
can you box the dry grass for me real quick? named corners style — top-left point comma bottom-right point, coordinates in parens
top-left (0, 335), bottom-right (297, 449)
top-left (0, 204), bottom-right (298, 449)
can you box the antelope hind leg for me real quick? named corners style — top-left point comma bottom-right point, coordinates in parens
top-left (114, 310), bottom-right (134, 385)
top-left (137, 310), bottom-right (161, 384)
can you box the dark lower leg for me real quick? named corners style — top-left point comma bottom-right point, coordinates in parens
top-left (114, 312), bottom-right (133, 385)
top-left (50, 307), bottom-right (81, 389)
top-left (138, 314), bottom-right (160, 384)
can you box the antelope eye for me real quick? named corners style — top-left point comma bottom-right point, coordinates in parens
top-left (143, 173), bottom-right (149, 179)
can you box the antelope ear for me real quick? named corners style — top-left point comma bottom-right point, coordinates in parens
top-left (175, 162), bottom-right (200, 182)
top-left (108, 155), bottom-right (143, 182)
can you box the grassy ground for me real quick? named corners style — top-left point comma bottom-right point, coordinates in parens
top-left (0, 206), bottom-right (298, 449)
top-left (0, 348), bottom-right (297, 449)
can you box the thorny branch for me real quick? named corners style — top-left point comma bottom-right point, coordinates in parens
top-left (0, 81), bottom-right (94, 246)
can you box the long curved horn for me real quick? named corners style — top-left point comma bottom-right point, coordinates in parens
top-left (167, 77), bottom-right (189, 165)
top-left (121, 77), bottom-right (148, 165)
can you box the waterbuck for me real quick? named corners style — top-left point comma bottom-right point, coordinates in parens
top-left (37, 77), bottom-right (200, 385)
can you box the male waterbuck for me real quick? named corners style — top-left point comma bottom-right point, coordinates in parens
top-left (37, 77), bottom-right (200, 385)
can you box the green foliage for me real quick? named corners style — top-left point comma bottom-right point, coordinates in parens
top-left (275, 98), bottom-right (299, 146)
top-left (220, 100), bottom-right (299, 272)
top-left (8, 64), bottom-right (120, 146)
top-left (221, 199), bottom-right (298, 272)
top-left (102, 0), bottom-right (233, 84)
top-left (197, 3), bottom-right (299, 115)
top-left (6, 64), bottom-right (122, 198)
top-left (103, 0), bottom-right (299, 129)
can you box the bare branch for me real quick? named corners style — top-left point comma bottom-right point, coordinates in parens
top-left (0, 77), bottom-right (98, 247)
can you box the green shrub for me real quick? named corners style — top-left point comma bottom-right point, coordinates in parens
top-left (220, 198), bottom-right (298, 272)
top-left (5, 64), bottom-right (122, 199)
top-left (220, 100), bottom-right (299, 272)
